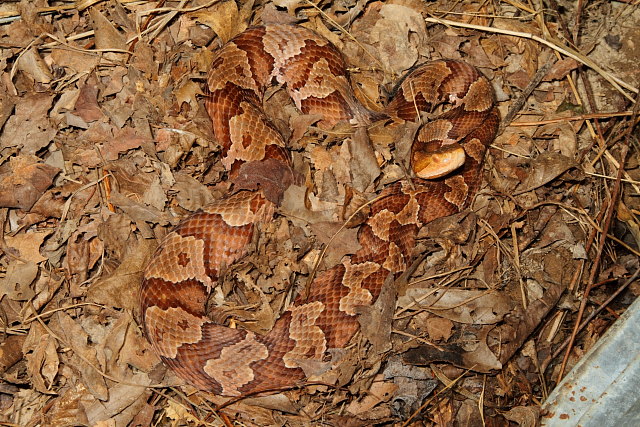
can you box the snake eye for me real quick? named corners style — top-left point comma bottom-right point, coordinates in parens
top-left (412, 144), bottom-right (466, 179)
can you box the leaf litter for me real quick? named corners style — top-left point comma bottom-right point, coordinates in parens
top-left (0, 0), bottom-right (639, 425)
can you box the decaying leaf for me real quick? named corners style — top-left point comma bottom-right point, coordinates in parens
top-left (25, 334), bottom-right (59, 395)
top-left (191, 0), bottom-right (243, 43)
top-left (17, 47), bottom-right (52, 83)
top-left (0, 157), bottom-right (59, 210)
top-left (2, 261), bottom-right (38, 301)
top-left (89, 8), bottom-right (127, 51)
top-left (87, 237), bottom-right (156, 310)
top-left (51, 312), bottom-right (109, 401)
top-left (347, 376), bottom-right (398, 416)
top-left (398, 288), bottom-right (512, 325)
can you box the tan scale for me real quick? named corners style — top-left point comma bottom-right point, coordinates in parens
top-left (367, 209), bottom-right (396, 242)
top-left (144, 233), bottom-right (213, 288)
top-left (225, 102), bottom-right (283, 168)
top-left (443, 175), bottom-right (470, 206)
top-left (394, 195), bottom-right (421, 226)
top-left (291, 58), bottom-right (350, 109)
top-left (207, 43), bottom-right (258, 94)
top-left (203, 192), bottom-right (274, 227)
top-left (338, 259), bottom-right (378, 315)
top-left (461, 77), bottom-right (495, 112)
top-left (282, 301), bottom-right (327, 368)
top-left (203, 332), bottom-right (269, 396)
top-left (144, 306), bottom-right (206, 358)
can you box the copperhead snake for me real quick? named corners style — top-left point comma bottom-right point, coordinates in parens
top-left (140, 24), bottom-right (499, 396)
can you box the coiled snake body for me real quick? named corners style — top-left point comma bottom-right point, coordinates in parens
top-left (140, 24), bottom-right (499, 396)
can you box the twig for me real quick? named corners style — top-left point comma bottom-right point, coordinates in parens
top-left (510, 111), bottom-right (637, 126)
top-left (556, 95), bottom-right (638, 381)
top-left (0, 0), bottom-right (142, 24)
top-left (138, 0), bottom-right (221, 15)
top-left (500, 60), bottom-right (555, 134)
top-left (303, 0), bottom-right (385, 71)
top-left (424, 17), bottom-right (638, 100)
top-left (541, 268), bottom-right (640, 374)
top-left (302, 193), bottom-right (386, 300)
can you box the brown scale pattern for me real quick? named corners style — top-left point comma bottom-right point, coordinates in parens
top-left (140, 24), bottom-right (499, 396)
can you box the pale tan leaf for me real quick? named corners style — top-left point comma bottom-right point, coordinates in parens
top-left (26, 334), bottom-right (59, 394)
top-left (89, 8), bottom-right (126, 50)
top-left (192, 0), bottom-right (242, 43)
top-left (17, 47), bottom-right (52, 83)
top-left (53, 312), bottom-right (108, 401)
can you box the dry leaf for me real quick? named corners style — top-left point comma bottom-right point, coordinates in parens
top-left (281, 185), bottom-right (336, 225)
top-left (544, 58), bottom-right (580, 81)
top-left (515, 152), bottom-right (577, 195)
top-left (174, 80), bottom-right (202, 110)
top-left (74, 79), bottom-right (104, 122)
top-left (83, 372), bottom-right (151, 425)
top-left (192, 0), bottom-right (243, 43)
top-left (269, 0), bottom-right (306, 16)
top-left (89, 8), bottom-right (126, 51)
top-left (232, 158), bottom-right (295, 204)
top-left (398, 289), bottom-right (511, 324)
top-left (347, 128), bottom-right (380, 192)
top-left (2, 261), bottom-right (38, 301)
top-left (0, 157), bottom-right (59, 210)
top-left (5, 230), bottom-right (50, 263)
top-left (403, 325), bottom-right (502, 372)
top-left (50, 49), bottom-right (100, 74)
top-left (52, 312), bottom-right (109, 401)
top-left (425, 317), bottom-right (454, 341)
top-left (503, 406), bottom-right (541, 427)
top-left (347, 377), bottom-right (398, 416)
top-left (375, 4), bottom-right (427, 73)
top-left (0, 335), bottom-right (26, 374)
top-left (87, 237), bottom-right (156, 311)
top-left (17, 47), bottom-right (52, 83)
top-left (101, 127), bottom-right (148, 160)
top-left (382, 357), bottom-right (438, 418)
top-left (0, 93), bottom-right (57, 153)
top-left (39, 385), bottom-right (90, 425)
top-left (357, 274), bottom-right (396, 355)
top-left (310, 222), bottom-right (360, 267)
top-left (26, 334), bottom-right (59, 394)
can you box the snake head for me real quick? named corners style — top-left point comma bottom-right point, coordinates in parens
top-left (411, 143), bottom-right (466, 179)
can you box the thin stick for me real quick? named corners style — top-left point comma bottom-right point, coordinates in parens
top-left (303, 0), bottom-right (385, 71)
top-left (302, 193), bottom-right (386, 300)
top-left (500, 60), bottom-right (555, 133)
top-left (424, 17), bottom-right (638, 100)
top-left (556, 97), bottom-right (638, 381)
top-left (542, 268), bottom-right (640, 374)
top-left (510, 111), bottom-right (636, 126)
